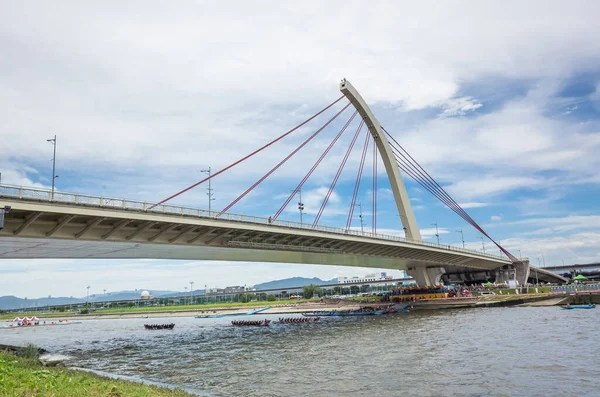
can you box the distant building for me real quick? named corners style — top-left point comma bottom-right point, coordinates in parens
top-left (337, 271), bottom-right (407, 284)
top-left (140, 290), bottom-right (153, 299)
top-left (206, 285), bottom-right (256, 294)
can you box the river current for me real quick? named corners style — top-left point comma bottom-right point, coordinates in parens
top-left (2, 307), bottom-right (599, 396)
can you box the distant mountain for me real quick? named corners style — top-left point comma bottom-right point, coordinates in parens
top-left (0, 289), bottom-right (198, 310)
top-left (254, 277), bottom-right (336, 290)
top-left (0, 296), bottom-right (85, 310)
top-left (1, 279), bottom-right (343, 310)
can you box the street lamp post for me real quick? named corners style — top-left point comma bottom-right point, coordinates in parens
top-left (358, 202), bottom-right (365, 233)
top-left (86, 285), bottom-right (90, 305)
top-left (456, 229), bottom-right (465, 249)
top-left (200, 167), bottom-right (215, 214)
top-left (480, 237), bottom-right (486, 254)
top-left (47, 135), bottom-right (58, 199)
top-left (536, 258), bottom-right (541, 285)
top-left (517, 249), bottom-right (522, 259)
top-left (431, 223), bottom-right (440, 245)
top-left (190, 281), bottom-right (194, 305)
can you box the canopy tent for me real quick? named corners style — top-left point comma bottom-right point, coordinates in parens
top-left (12, 316), bottom-right (39, 322)
top-left (573, 274), bottom-right (588, 280)
top-left (484, 281), bottom-right (494, 286)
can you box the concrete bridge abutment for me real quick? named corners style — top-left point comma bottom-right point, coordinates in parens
top-left (407, 266), bottom-right (446, 286)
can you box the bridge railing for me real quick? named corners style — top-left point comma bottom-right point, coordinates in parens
top-left (0, 184), bottom-right (506, 261)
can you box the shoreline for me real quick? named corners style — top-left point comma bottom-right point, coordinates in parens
top-left (3, 293), bottom-right (573, 322)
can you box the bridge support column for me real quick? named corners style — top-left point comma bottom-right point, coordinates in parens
top-left (514, 260), bottom-right (530, 286)
top-left (407, 266), bottom-right (446, 286)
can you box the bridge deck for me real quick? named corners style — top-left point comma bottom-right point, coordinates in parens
top-left (0, 185), bottom-right (511, 272)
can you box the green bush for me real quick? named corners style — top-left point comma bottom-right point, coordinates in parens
top-left (19, 344), bottom-right (40, 359)
top-left (266, 294), bottom-right (277, 302)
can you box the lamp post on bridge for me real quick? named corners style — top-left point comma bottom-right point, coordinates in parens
top-left (541, 252), bottom-right (546, 267)
top-left (200, 167), bottom-right (215, 214)
top-left (46, 135), bottom-right (58, 199)
top-left (536, 258), bottom-right (541, 285)
top-left (480, 237), bottom-right (486, 254)
top-left (358, 202), bottom-right (365, 234)
top-left (456, 229), bottom-right (465, 249)
top-left (517, 249), bottom-right (522, 259)
top-left (431, 223), bottom-right (440, 245)
top-left (291, 189), bottom-right (304, 225)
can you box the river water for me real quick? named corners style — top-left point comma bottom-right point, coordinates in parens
top-left (2, 307), bottom-right (599, 396)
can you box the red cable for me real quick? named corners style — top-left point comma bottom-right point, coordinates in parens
top-left (383, 126), bottom-right (518, 262)
top-left (272, 110), bottom-right (359, 221)
top-left (217, 102), bottom-right (352, 217)
top-left (312, 121), bottom-right (364, 228)
top-left (373, 140), bottom-right (377, 234)
top-left (147, 95), bottom-right (346, 210)
top-left (345, 129), bottom-right (370, 231)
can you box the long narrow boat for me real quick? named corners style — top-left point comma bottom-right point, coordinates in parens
top-left (562, 304), bottom-right (595, 309)
top-left (195, 306), bottom-right (271, 318)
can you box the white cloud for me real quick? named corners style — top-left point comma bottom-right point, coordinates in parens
top-left (1, 2), bottom-right (600, 295)
top-left (459, 202), bottom-right (489, 209)
top-left (490, 215), bottom-right (503, 221)
top-left (439, 96), bottom-right (482, 117)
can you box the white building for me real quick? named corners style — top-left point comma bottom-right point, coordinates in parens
top-left (337, 272), bottom-right (395, 284)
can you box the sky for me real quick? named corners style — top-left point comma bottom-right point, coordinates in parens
top-left (1, 1), bottom-right (600, 298)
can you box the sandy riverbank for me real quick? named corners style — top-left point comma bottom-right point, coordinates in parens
top-left (25, 303), bottom-right (366, 321)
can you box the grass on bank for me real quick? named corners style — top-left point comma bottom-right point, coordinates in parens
top-left (0, 351), bottom-right (196, 397)
top-left (0, 298), bottom-right (320, 320)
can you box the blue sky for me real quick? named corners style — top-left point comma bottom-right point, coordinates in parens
top-left (1, 1), bottom-right (600, 298)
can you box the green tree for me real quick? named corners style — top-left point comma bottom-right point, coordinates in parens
top-left (303, 284), bottom-right (322, 299)
top-left (350, 286), bottom-right (360, 295)
top-left (266, 294), bottom-right (277, 302)
top-left (240, 294), bottom-right (251, 303)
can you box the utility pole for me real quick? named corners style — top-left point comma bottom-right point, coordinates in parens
top-left (358, 202), bottom-right (365, 233)
top-left (47, 135), bottom-right (58, 199)
top-left (298, 188), bottom-right (304, 225)
top-left (456, 229), bottom-right (465, 249)
top-left (480, 237), bottom-right (486, 254)
top-left (200, 167), bottom-right (215, 214)
top-left (292, 189), bottom-right (304, 225)
top-left (541, 252), bottom-right (546, 267)
top-left (190, 281), bottom-right (194, 305)
top-left (86, 285), bottom-right (90, 305)
top-left (431, 223), bottom-right (440, 245)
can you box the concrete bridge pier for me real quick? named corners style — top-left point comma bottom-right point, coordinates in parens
top-left (407, 266), bottom-right (446, 286)
top-left (494, 261), bottom-right (530, 286)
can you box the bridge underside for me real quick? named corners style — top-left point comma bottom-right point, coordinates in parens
top-left (0, 199), bottom-right (567, 284)
top-left (0, 200), bottom-right (515, 277)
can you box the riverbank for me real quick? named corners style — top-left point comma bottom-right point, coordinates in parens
top-left (2, 293), bottom-right (580, 321)
top-left (0, 351), bottom-right (198, 396)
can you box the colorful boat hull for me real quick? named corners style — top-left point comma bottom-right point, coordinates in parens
top-left (562, 304), bottom-right (595, 309)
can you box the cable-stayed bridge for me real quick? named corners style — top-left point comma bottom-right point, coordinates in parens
top-left (0, 79), bottom-right (566, 285)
